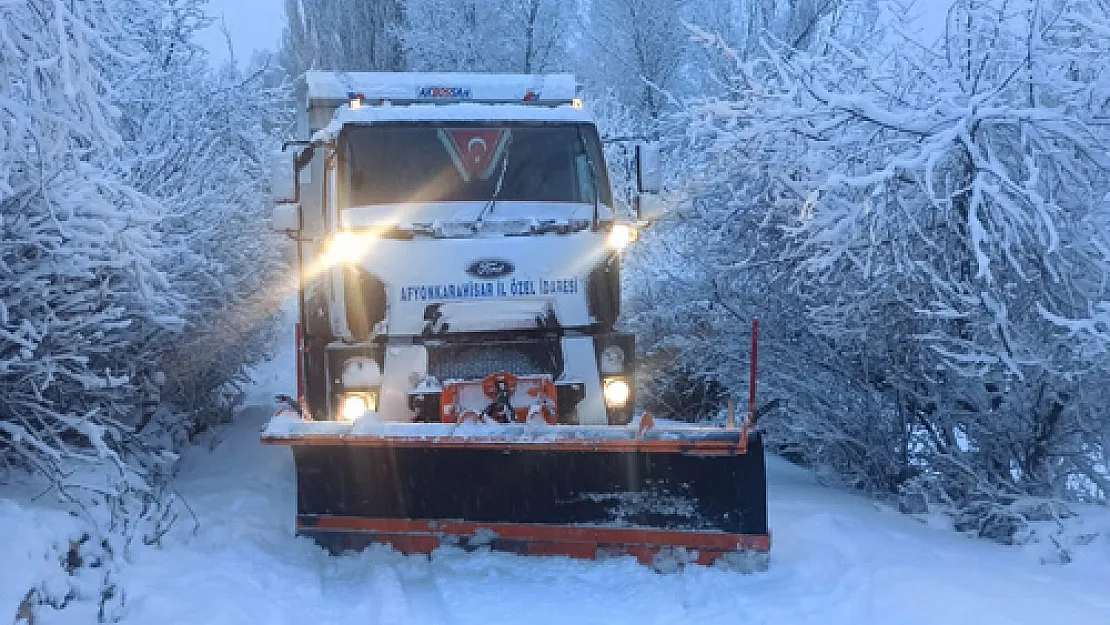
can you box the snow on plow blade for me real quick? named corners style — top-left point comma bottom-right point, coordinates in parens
top-left (261, 419), bottom-right (769, 568)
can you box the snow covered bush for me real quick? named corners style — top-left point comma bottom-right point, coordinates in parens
top-left (639, 360), bottom-right (729, 422)
top-left (633, 0), bottom-right (1110, 542)
top-left (0, 0), bottom-right (287, 561)
top-left (0, 0), bottom-right (182, 506)
top-left (111, 5), bottom-right (291, 445)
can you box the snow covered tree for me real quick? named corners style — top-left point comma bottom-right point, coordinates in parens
top-left (110, 2), bottom-right (291, 444)
top-left (685, 0), bottom-right (871, 78)
top-left (623, 0), bottom-right (878, 413)
top-left (664, 0), bottom-right (1110, 539)
top-left (0, 0), bottom-right (181, 511)
top-left (1, 0), bottom-right (289, 554)
top-left (580, 0), bottom-right (688, 120)
top-left (401, 0), bottom-right (570, 73)
top-left (283, 0), bottom-right (405, 73)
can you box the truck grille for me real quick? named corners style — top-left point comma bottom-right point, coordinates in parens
top-left (427, 341), bottom-right (560, 381)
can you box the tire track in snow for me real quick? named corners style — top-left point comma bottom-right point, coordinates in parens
top-left (727, 511), bottom-right (878, 625)
top-left (310, 548), bottom-right (456, 625)
top-left (367, 564), bottom-right (412, 625)
top-left (395, 556), bottom-right (454, 625)
top-left (312, 551), bottom-right (414, 625)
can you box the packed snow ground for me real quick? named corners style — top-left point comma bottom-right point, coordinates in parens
top-left (4, 348), bottom-right (1110, 624)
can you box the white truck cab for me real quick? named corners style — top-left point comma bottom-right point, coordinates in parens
top-left (272, 72), bottom-right (663, 427)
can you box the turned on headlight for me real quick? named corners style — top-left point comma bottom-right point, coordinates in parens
top-left (339, 391), bottom-right (378, 421)
top-left (602, 378), bottom-right (630, 408)
top-left (607, 224), bottom-right (635, 250)
top-left (327, 232), bottom-right (372, 265)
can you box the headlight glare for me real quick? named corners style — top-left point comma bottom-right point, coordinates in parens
top-left (328, 232), bottom-right (369, 264)
top-left (603, 378), bottom-right (631, 408)
top-left (339, 391), bottom-right (378, 421)
top-left (607, 224), bottom-right (635, 250)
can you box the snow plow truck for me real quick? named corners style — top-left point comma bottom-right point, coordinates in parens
top-left (263, 71), bottom-right (769, 569)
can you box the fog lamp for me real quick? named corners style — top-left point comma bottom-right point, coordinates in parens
top-left (339, 391), bottom-right (378, 421)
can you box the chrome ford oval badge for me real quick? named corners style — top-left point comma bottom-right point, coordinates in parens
top-left (466, 259), bottom-right (515, 279)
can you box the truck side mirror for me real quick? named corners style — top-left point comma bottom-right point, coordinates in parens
top-left (271, 148), bottom-right (301, 235)
top-left (634, 143), bottom-right (666, 222)
top-left (270, 150), bottom-right (297, 204)
top-left (635, 143), bottom-right (663, 194)
top-left (272, 202), bottom-right (300, 234)
top-left (635, 194), bottom-right (667, 222)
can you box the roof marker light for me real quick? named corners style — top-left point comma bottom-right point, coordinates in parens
top-left (348, 92), bottom-right (365, 110)
top-left (523, 90), bottom-right (539, 102)
top-left (571, 98), bottom-right (583, 110)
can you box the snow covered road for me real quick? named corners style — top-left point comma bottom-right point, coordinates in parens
top-left (107, 397), bottom-right (1109, 625)
top-left (4, 343), bottom-right (1108, 625)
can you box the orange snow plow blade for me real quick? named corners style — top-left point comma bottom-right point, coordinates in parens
top-left (262, 418), bottom-right (770, 568)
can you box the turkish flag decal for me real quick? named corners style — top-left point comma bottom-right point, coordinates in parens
top-left (438, 128), bottom-right (512, 182)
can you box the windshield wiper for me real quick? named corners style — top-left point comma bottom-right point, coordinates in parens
top-left (475, 133), bottom-right (513, 228)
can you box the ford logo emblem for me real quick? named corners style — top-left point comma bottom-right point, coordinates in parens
top-left (466, 259), bottom-right (514, 279)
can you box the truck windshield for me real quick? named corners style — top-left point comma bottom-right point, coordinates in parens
top-left (339, 123), bottom-right (611, 207)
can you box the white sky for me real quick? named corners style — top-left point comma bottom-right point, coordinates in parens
top-left (196, 0), bottom-right (286, 66)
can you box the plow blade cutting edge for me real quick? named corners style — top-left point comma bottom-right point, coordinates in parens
top-left (262, 421), bottom-right (770, 568)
